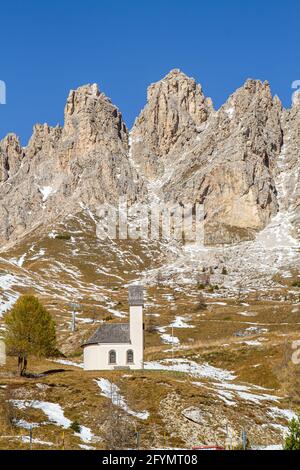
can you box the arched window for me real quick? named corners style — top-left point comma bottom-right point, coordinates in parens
top-left (109, 350), bottom-right (116, 364)
top-left (127, 349), bottom-right (134, 364)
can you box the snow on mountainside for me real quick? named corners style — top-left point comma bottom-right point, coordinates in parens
top-left (0, 207), bottom-right (300, 448)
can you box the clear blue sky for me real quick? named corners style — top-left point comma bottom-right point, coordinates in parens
top-left (0, 0), bottom-right (299, 145)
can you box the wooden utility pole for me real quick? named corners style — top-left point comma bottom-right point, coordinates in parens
top-left (171, 326), bottom-right (174, 364)
top-left (29, 425), bottom-right (33, 450)
top-left (135, 431), bottom-right (140, 450)
top-left (241, 428), bottom-right (247, 450)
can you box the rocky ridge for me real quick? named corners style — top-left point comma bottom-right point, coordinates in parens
top-left (0, 84), bottom-right (143, 247)
top-left (0, 69), bottom-right (299, 251)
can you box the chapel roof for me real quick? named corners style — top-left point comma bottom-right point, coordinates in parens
top-left (82, 323), bottom-right (131, 346)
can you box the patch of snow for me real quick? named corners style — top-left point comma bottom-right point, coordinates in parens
top-left (29, 248), bottom-right (46, 261)
top-left (0, 291), bottom-right (19, 316)
top-left (106, 307), bottom-right (126, 318)
top-left (242, 340), bottom-right (262, 347)
top-left (76, 425), bottom-right (93, 443)
top-left (237, 391), bottom-right (279, 404)
top-left (225, 106), bottom-right (234, 119)
top-left (10, 253), bottom-right (27, 267)
top-left (39, 186), bottom-right (55, 202)
top-left (216, 389), bottom-right (236, 406)
top-left (210, 301), bottom-right (227, 306)
top-left (11, 400), bottom-right (93, 443)
top-left (255, 444), bottom-right (283, 450)
top-left (79, 444), bottom-right (96, 450)
top-left (17, 253), bottom-right (26, 267)
top-left (268, 407), bottom-right (297, 422)
top-left (95, 378), bottom-right (149, 420)
top-left (169, 316), bottom-right (195, 329)
top-left (14, 419), bottom-right (40, 430)
top-left (194, 379), bottom-right (282, 408)
top-left (160, 333), bottom-right (180, 345)
top-left (20, 436), bottom-right (54, 446)
top-left (79, 202), bottom-right (98, 224)
top-left (213, 382), bottom-right (267, 392)
top-left (51, 359), bottom-right (84, 368)
top-left (144, 358), bottom-right (236, 382)
top-left (245, 326), bottom-right (268, 334)
top-left (48, 231), bottom-right (57, 239)
top-left (0, 273), bottom-right (16, 290)
top-left (269, 423), bottom-right (288, 434)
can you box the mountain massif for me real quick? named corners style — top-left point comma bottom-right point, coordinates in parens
top-left (0, 69), bottom-right (299, 249)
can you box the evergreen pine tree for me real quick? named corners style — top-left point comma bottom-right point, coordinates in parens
top-left (4, 295), bottom-right (57, 376)
top-left (284, 416), bottom-right (300, 450)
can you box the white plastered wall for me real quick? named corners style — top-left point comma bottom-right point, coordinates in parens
top-left (83, 343), bottom-right (139, 371)
top-left (129, 305), bottom-right (144, 369)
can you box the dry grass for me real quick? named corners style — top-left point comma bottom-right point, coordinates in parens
top-left (0, 212), bottom-right (300, 448)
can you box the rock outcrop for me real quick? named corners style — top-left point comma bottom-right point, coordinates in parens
top-left (0, 133), bottom-right (24, 182)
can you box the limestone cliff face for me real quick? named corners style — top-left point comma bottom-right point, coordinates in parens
top-left (131, 76), bottom-right (283, 243)
top-left (0, 84), bottom-right (143, 246)
top-left (278, 103), bottom-right (300, 211)
top-left (275, 100), bottom-right (300, 239)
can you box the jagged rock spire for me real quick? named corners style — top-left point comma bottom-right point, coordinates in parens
top-left (130, 69), bottom-right (213, 179)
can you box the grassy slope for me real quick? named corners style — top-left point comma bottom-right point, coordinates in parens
top-left (0, 211), bottom-right (300, 449)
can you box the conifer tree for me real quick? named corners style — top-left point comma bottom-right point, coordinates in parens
top-left (4, 295), bottom-right (56, 376)
top-left (284, 416), bottom-right (300, 450)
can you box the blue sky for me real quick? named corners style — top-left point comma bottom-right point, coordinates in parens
top-left (0, 0), bottom-right (299, 145)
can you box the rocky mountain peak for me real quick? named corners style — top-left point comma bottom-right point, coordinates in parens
top-left (221, 79), bottom-right (279, 118)
top-left (130, 69), bottom-right (213, 180)
top-left (26, 123), bottom-right (62, 159)
top-left (64, 83), bottom-right (101, 121)
top-left (0, 83), bottom-right (141, 246)
top-left (0, 133), bottom-right (24, 182)
top-left (63, 83), bottom-right (128, 156)
top-left (145, 67), bottom-right (213, 133)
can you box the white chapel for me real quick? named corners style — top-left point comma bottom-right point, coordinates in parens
top-left (82, 285), bottom-right (144, 370)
